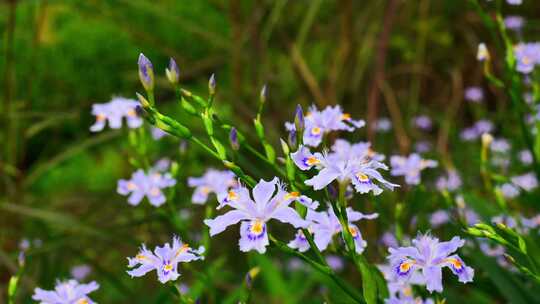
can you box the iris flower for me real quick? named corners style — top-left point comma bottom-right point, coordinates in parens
top-left (387, 234), bottom-right (474, 293)
top-left (127, 236), bottom-right (204, 283)
top-left (187, 169), bottom-right (237, 204)
top-left (90, 97), bottom-right (143, 132)
top-left (33, 280), bottom-right (99, 304)
top-left (204, 178), bottom-right (308, 253)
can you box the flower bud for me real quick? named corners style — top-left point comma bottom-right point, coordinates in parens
top-left (229, 127), bottom-right (239, 151)
top-left (260, 84), bottom-right (267, 104)
top-left (477, 43), bottom-right (490, 61)
top-left (481, 133), bottom-right (493, 148)
top-left (280, 138), bottom-right (290, 155)
top-left (165, 58), bottom-right (180, 85)
top-left (138, 53), bottom-right (154, 91)
top-left (18, 251), bottom-right (25, 268)
top-left (136, 92), bottom-right (150, 108)
top-left (294, 104), bottom-right (304, 132)
top-left (245, 267), bottom-right (260, 289)
top-left (288, 130), bottom-right (297, 148)
top-left (208, 73), bottom-right (216, 96)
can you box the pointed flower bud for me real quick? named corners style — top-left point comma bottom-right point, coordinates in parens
top-left (245, 267), bottom-right (260, 289)
top-left (208, 73), bottom-right (216, 96)
top-left (165, 58), bottom-right (180, 85)
top-left (230, 127), bottom-right (240, 151)
top-left (280, 138), bottom-right (290, 155)
top-left (18, 251), bottom-right (25, 268)
top-left (477, 43), bottom-right (490, 61)
top-left (136, 92), bottom-right (150, 108)
top-left (138, 53), bottom-right (154, 91)
top-left (260, 85), bottom-right (268, 104)
top-left (294, 104), bottom-right (304, 132)
top-left (288, 130), bottom-right (297, 148)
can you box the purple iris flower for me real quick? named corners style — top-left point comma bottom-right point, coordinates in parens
top-left (413, 115), bottom-right (432, 131)
top-left (490, 138), bottom-right (511, 153)
top-left (475, 120), bottom-right (494, 134)
top-left (379, 263), bottom-right (433, 304)
top-left (291, 144), bottom-right (397, 194)
top-left (326, 255), bottom-right (344, 271)
top-left (390, 154), bottom-right (437, 185)
top-left (288, 105), bottom-right (364, 147)
top-left (522, 214), bottom-right (540, 229)
top-left (429, 210), bottom-right (450, 228)
top-left (71, 265), bottom-right (92, 281)
top-left (491, 214), bottom-right (517, 228)
top-left (414, 141), bottom-right (432, 153)
top-left (464, 86), bottom-right (484, 103)
top-left (187, 169), bottom-right (237, 205)
top-left (32, 280), bottom-right (99, 304)
top-left (376, 117), bottom-right (392, 132)
top-left (117, 169), bottom-right (176, 207)
top-left (90, 97), bottom-right (143, 132)
top-left (499, 183), bottom-right (520, 198)
top-left (304, 206), bottom-right (378, 253)
top-left (511, 172), bottom-right (538, 191)
top-left (518, 150), bottom-right (533, 165)
top-left (151, 127), bottom-right (168, 140)
top-left (127, 236), bottom-right (204, 283)
top-left (331, 139), bottom-right (385, 162)
top-left (507, 0), bottom-right (522, 5)
top-left (504, 15), bottom-right (524, 31)
top-left (514, 43), bottom-right (540, 74)
top-left (387, 233), bottom-right (474, 293)
top-left (436, 170), bottom-right (462, 192)
top-left (204, 178), bottom-right (308, 253)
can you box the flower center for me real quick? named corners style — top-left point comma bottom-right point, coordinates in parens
top-left (227, 190), bottom-right (238, 201)
top-left (285, 191), bottom-right (300, 200)
top-left (250, 220), bottom-right (265, 235)
top-left (127, 109), bottom-right (137, 117)
top-left (341, 113), bottom-right (351, 120)
top-left (445, 257), bottom-right (463, 270)
top-left (96, 114), bottom-right (106, 122)
top-left (164, 263), bottom-right (173, 271)
top-left (127, 182), bottom-right (137, 190)
top-left (522, 56), bottom-right (531, 65)
top-left (397, 260), bottom-right (415, 275)
top-left (311, 127), bottom-right (322, 135)
top-left (306, 156), bottom-right (320, 166)
top-left (136, 254), bottom-right (146, 260)
top-left (348, 225), bottom-right (358, 237)
top-left (356, 173), bottom-right (369, 183)
top-left (150, 187), bottom-right (160, 196)
top-left (76, 299), bottom-right (89, 304)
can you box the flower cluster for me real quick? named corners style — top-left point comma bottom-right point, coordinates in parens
top-left (514, 42), bottom-right (540, 74)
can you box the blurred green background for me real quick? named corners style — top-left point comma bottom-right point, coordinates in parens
top-left (1, 0), bottom-right (540, 303)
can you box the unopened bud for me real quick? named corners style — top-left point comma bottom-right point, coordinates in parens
top-left (294, 104), bottom-right (304, 132)
top-left (477, 43), bottom-right (490, 61)
top-left (138, 53), bottom-right (154, 91)
top-left (165, 58), bottom-right (180, 85)
top-left (208, 73), bottom-right (216, 96)
top-left (260, 85), bottom-right (267, 104)
top-left (229, 127), bottom-right (239, 151)
top-left (481, 133), bottom-right (493, 147)
top-left (280, 138), bottom-right (290, 155)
